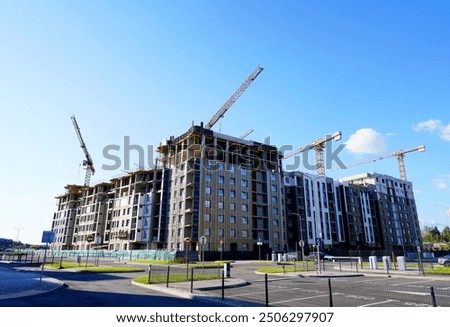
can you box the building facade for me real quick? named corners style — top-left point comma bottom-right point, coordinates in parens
top-left (52, 169), bottom-right (169, 251)
top-left (156, 125), bottom-right (285, 258)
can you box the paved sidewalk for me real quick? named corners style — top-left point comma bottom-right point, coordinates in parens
top-left (0, 263), bottom-right (64, 300)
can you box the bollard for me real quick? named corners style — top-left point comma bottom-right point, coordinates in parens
top-left (265, 273), bottom-right (269, 307)
top-left (328, 278), bottom-right (333, 307)
top-left (147, 265), bottom-right (152, 284)
top-left (221, 271), bottom-right (225, 301)
top-left (430, 287), bottom-right (437, 307)
top-left (190, 268), bottom-right (194, 293)
top-left (166, 266), bottom-right (170, 288)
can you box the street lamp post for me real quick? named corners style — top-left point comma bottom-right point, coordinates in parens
top-left (291, 213), bottom-right (305, 268)
top-left (13, 227), bottom-right (24, 250)
top-left (257, 238), bottom-right (263, 261)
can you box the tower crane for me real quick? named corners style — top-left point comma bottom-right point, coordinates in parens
top-left (240, 128), bottom-right (254, 139)
top-left (344, 145), bottom-right (425, 181)
top-left (283, 131), bottom-right (342, 176)
top-left (204, 65), bottom-right (264, 130)
top-left (71, 115), bottom-right (95, 186)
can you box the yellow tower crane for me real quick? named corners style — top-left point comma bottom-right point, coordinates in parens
top-left (283, 131), bottom-right (342, 176)
top-left (204, 65), bottom-right (264, 130)
top-left (344, 145), bottom-right (426, 181)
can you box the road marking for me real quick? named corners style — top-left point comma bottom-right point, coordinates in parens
top-left (360, 299), bottom-right (397, 307)
top-left (230, 287), bottom-right (301, 298)
top-left (390, 290), bottom-right (429, 296)
top-left (270, 293), bottom-right (338, 305)
top-left (392, 280), bottom-right (431, 287)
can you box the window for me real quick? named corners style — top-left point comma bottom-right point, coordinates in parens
top-left (205, 187), bottom-right (211, 195)
top-left (218, 188), bottom-right (224, 196)
top-left (273, 219), bottom-right (279, 227)
top-left (218, 229), bottom-right (224, 237)
top-left (204, 213), bottom-right (211, 222)
top-left (241, 204), bottom-right (248, 212)
top-left (230, 216), bottom-right (236, 224)
top-left (205, 200), bottom-right (211, 208)
top-left (217, 215), bottom-right (224, 223)
top-left (218, 176), bottom-right (224, 184)
top-left (230, 202), bottom-right (236, 210)
top-left (242, 230), bottom-right (249, 238)
top-left (230, 177), bottom-right (236, 185)
top-left (241, 191), bottom-right (248, 199)
top-left (218, 201), bottom-right (224, 209)
top-left (230, 190), bottom-right (236, 197)
top-left (230, 229), bottom-right (236, 237)
top-left (271, 185), bottom-right (277, 192)
top-left (273, 207), bottom-right (279, 215)
top-left (242, 216), bottom-right (248, 224)
top-left (204, 228), bottom-right (210, 236)
top-left (205, 174), bottom-right (212, 182)
top-left (241, 180), bottom-right (248, 187)
top-left (180, 176), bottom-right (185, 184)
top-left (272, 196), bottom-right (278, 203)
top-left (274, 231), bottom-right (279, 239)
top-left (241, 168), bottom-right (247, 175)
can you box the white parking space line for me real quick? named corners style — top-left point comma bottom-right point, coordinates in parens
top-left (231, 287), bottom-right (301, 298)
top-left (270, 293), bottom-right (334, 305)
top-left (392, 280), bottom-right (433, 287)
top-left (359, 299), bottom-right (397, 307)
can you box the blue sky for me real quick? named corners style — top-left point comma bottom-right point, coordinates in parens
top-left (1, 1), bottom-right (450, 244)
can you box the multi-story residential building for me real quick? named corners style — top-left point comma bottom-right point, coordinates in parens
top-left (284, 171), bottom-right (421, 256)
top-left (340, 173), bottom-right (422, 255)
top-left (51, 169), bottom-right (169, 251)
top-left (52, 185), bottom-right (83, 250)
top-left (284, 172), bottom-right (344, 254)
top-left (104, 169), bottom-right (170, 251)
top-left (156, 124), bottom-right (285, 258)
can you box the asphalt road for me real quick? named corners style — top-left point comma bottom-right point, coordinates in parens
top-left (208, 261), bottom-right (450, 307)
top-left (1, 260), bottom-right (449, 307)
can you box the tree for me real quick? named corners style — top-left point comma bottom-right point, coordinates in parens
top-left (441, 226), bottom-right (450, 243)
top-left (422, 226), bottom-right (441, 243)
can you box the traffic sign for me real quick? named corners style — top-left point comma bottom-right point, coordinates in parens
top-left (86, 235), bottom-right (94, 243)
top-left (200, 236), bottom-right (207, 245)
top-left (299, 240), bottom-right (305, 248)
top-left (41, 231), bottom-right (55, 243)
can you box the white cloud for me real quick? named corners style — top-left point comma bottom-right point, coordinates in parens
top-left (345, 128), bottom-right (386, 155)
top-left (440, 124), bottom-right (450, 141)
top-left (413, 119), bottom-right (443, 132)
top-left (413, 119), bottom-right (450, 142)
top-left (433, 175), bottom-right (450, 191)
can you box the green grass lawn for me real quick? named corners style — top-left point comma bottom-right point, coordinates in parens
top-left (134, 273), bottom-right (221, 284)
top-left (425, 266), bottom-right (450, 275)
top-left (256, 266), bottom-right (310, 274)
top-left (44, 261), bottom-right (144, 273)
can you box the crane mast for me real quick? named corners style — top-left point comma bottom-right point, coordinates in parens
top-left (283, 131), bottom-right (342, 176)
top-left (71, 115), bottom-right (95, 186)
top-left (344, 145), bottom-right (425, 181)
top-left (205, 65), bottom-right (264, 130)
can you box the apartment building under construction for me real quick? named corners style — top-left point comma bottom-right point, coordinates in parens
top-left (156, 124), bottom-right (285, 259)
top-left (52, 169), bottom-right (170, 251)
